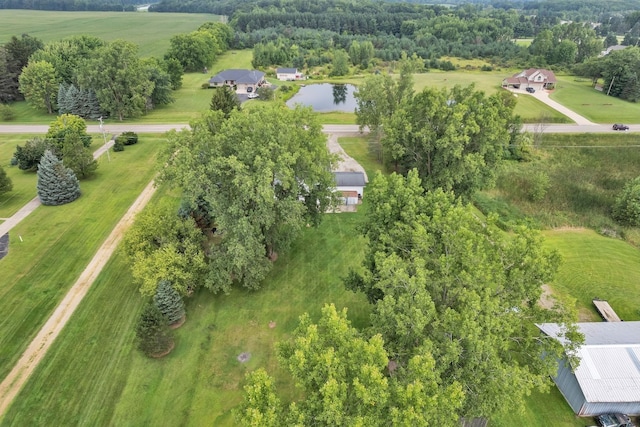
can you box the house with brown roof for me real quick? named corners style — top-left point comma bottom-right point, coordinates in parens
top-left (502, 68), bottom-right (557, 91)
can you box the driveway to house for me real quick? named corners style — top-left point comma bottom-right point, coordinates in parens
top-left (507, 88), bottom-right (596, 125)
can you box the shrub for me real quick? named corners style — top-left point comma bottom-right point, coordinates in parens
top-left (613, 176), bottom-right (640, 226)
top-left (14, 137), bottom-right (50, 171)
top-left (481, 65), bottom-right (494, 71)
top-left (528, 171), bottom-right (550, 202)
top-left (201, 83), bottom-right (210, 89)
top-left (0, 104), bottom-right (15, 121)
top-left (121, 131), bottom-right (138, 145)
top-left (136, 302), bottom-right (174, 357)
top-left (9, 157), bottom-right (18, 166)
top-left (113, 138), bottom-right (125, 152)
top-left (0, 165), bottom-right (12, 196)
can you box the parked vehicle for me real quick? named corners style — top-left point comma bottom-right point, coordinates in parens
top-left (526, 87), bottom-right (536, 93)
top-left (613, 123), bottom-right (630, 131)
top-left (247, 93), bottom-right (259, 99)
top-left (596, 413), bottom-right (635, 427)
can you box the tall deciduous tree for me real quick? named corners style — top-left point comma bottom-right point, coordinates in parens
top-left (165, 31), bottom-right (218, 72)
top-left (209, 86), bottom-right (240, 118)
top-left (61, 132), bottom-right (97, 179)
top-left (237, 304), bottom-right (463, 426)
top-left (37, 149), bottom-right (81, 206)
top-left (141, 57), bottom-right (174, 110)
top-left (346, 171), bottom-right (582, 419)
top-left (0, 166), bottom-right (12, 196)
top-left (329, 49), bottom-right (350, 77)
top-left (160, 107), bottom-right (337, 293)
top-left (19, 60), bottom-right (59, 113)
top-left (124, 202), bottom-right (207, 296)
top-left (79, 40), bottom-right (154, 120)
top-left (46, 113), bottom-right (92, 153)
top-left (384, 84), bottom-right (517, 199)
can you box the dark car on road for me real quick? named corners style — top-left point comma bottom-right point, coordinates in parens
top-left (526, 87), bottom-right (536, 93)
top-left (613, 123), bottom-right (630, 131)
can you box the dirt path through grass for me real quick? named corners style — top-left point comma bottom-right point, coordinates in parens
top-left (0, 178), bottom-right (157, 418)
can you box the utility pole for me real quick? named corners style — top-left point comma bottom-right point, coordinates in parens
top-left (99, 116), bottom-right (110, 162)
top-left (607, 75), bottom-right (616, 96)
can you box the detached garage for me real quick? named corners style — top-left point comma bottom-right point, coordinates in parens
top-left (538, 321), bottom-right (640, 416)
top-left (334, 172), bottom-right (365, 205)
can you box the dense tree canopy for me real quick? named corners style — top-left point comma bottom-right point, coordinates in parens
top-left (159, 106), bottom-right (337, 293)
top-left (78, 40), bottom-right (153, 120)
top-left (237, 304), bottom-right (463, 426)
top-left (383, 84), bottom-right (519, 199)
top-left (346, 171), bottom-right (582, 418)
top-left (124, 202), bottom-right (207, 296)
top-left (19, 60), bottom-right (59, 113)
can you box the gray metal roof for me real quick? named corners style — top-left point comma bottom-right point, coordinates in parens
top-left (334, 172), bottom-right (366, 187)
top-left (539, 322), bottom-right (640, 403)
top-left (209, 69), bottom-right (265, 85)
top-left (276, 68), bottom-right (298, 74)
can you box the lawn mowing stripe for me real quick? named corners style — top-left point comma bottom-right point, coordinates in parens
top-left (0, 179), bottom-right (156, 418)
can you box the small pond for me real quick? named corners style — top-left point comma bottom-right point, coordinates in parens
top-left (286, 83), bottom-right (357, 112)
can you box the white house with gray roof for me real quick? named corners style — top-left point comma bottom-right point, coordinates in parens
top-left (208, 69), bottom-right (266, 94)
top-left (333, 171), bottom-right (366, 205)
top-left (276, 68), bottom-right (304, 81)
top-left (538, 321), bottom-right (640, 416)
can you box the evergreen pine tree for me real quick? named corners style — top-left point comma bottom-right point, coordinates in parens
top-left (210, 86), bottom-right (241, 119)
top-left (153, 280), bottom-right (186, 325)
top-left (66, 84), bottom-right (81, 116)
top-left (0, 165), bottom-right (12, 196)
top-left (57, 83), bottom-right (69, 114)
top-left (36, 149), bottom-right (81, 206)
top-left (86, 89), bottom-right (103, 119)
top-left (136, 302), bottom-right (174, 357)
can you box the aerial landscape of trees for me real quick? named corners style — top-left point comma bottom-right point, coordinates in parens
top-left (4, 0), bottom-right (640, 424)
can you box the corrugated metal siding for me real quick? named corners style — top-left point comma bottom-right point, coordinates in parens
top-left (579, 401), bottom-right (640, 417)
top-left (554, 359), bottom-right (587, 414)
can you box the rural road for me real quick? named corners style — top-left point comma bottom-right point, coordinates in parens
top-left (0, 123), bottom-right (637, 135)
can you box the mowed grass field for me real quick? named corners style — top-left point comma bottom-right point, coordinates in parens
top-left (0, 134), bottom-right (41, 217)
top-left (551, 75), bottom-right (640, 123)
top-left (0, 10), bottom-right (221, 57)
top-left (0, 135), bottom-right (163, 382)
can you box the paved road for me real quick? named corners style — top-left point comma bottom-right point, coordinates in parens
top-left (1, 123), bottom-right (637, 135)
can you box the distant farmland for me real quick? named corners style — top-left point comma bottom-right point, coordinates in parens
top-left (0, 10), bottom-right (221, 57)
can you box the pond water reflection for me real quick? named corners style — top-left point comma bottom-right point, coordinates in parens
top-left (286, 83), bottom-right (357, 112)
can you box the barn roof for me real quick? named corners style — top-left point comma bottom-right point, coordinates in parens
top-left (276, 68), bottom-right (298, 74)
top-left (539, 322), bottom-right (640, 403)
top-left (334, 172), bottom-right (366, 187)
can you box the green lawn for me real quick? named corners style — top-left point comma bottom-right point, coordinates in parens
top-left (3, 190), bottom-right (369, 426)
top-left (0, 10), bottom-right (220, 57)
top-left (550, 75), bottom-right (640, 123)
top-left (0, 135), bottom-right (40, 217)
top-left (0, 135), bottom-right (162, 382)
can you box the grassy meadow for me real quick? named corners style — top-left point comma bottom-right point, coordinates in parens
top-left (550, 75), bottom-right (640, 123)
top-left (0, 10), bottom-right (221, 57)
top-left (0, 134), bottom-right (40, 218)
top-left (0, 135), bottom-right (162, 382)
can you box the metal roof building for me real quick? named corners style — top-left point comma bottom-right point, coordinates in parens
top-left (538, 322), bottom-right (640, 416)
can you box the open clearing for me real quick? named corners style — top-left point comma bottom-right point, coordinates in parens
top-left (0, 10), bottom-right (220, 57)
top-left (0, 135), bottom-right (162, 383)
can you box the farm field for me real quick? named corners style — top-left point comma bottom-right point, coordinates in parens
top-left (0, 135), bottom-right (162, 382)
top-left (550, 75), bottom-right (640, 123)
top-left (0, 10), bottom-right (220, 57)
